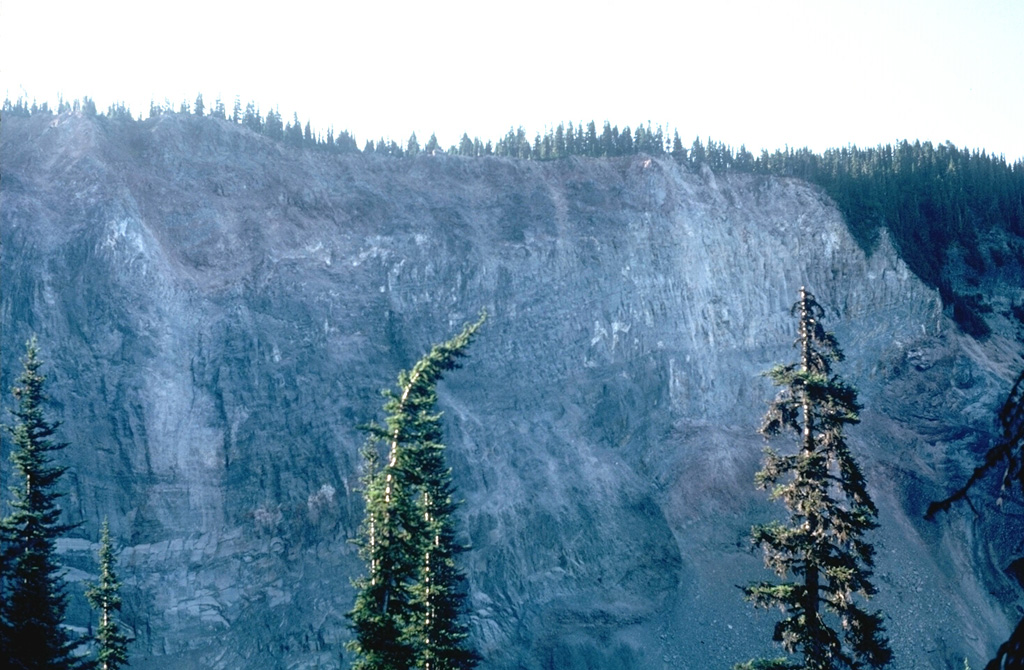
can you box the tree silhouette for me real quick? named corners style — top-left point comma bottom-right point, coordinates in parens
top-left (740, 288), bottom-right (890, 670)
top-left (2, 338), bottom-right (87, 669)
top-left (349, 315), bottom-right (485, 670)
top-left (86, 519), bottom-right (130, 670)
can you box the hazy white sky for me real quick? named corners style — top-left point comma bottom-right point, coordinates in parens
top-left (3, 0), bottom-right (1022, 160)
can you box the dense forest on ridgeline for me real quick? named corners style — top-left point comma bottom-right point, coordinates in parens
top-left (5, 96), bottom-right (1023, 337)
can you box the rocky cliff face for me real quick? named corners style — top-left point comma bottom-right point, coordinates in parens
top-left (2, 112), bottom-right (1022, 669)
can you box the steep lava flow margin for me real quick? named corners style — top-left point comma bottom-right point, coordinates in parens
top-left (2, 112), bottom-right (1023, 670)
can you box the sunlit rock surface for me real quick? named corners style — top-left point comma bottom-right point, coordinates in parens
top-left (2, 113), bottom-right (1022, 669)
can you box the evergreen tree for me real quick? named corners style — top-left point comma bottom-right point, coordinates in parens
top-left (584, 121), bottom-right (598, 157)
top-left (407, 133), bottom-right (421, 157)
top-left (193, 93), bottom-right (204, 116)
top-left (349, 314), bottom-right (485, 670)
top-left (540, 133), bottom-right (553, 161)
top-left (740, 288), bottom-right (890, 670)
top-left (407, 463), bottom-right (479, 670)
top-left (286, 113), bottom-right (303, 147)
top-left (265, 109), bottom-right (284, 140)
top-left (554, 123), bottom-right (566, 158)
top-left (85, 519), bottom-right (129, 670)
top-left (3, 338), bottom-right (86, 669)
top-left (106, 102), bottom-right (131, 121)
top-left (336, 130), bottom-right (359, 154)
top-left (690, 136), bottom-right (706, 165)
top-left (736, 144), bottom-right (755, 171)
top-left (671, 131), bottom-right (686, 162)
top-left (600, 122), bottom-right (615, 157)
top-left (514, 128), bottom-right (529, 159)
top-left (618, 126), bottom-right (634, 156)
top-left (243, 102), bottom-right (261, 132)
top-left (348, 438), bottom-right (418, 670)
top-left (425, 133), bottom-right (440, 155)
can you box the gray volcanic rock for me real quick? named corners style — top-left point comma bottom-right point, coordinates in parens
top-left (2, 112), bottom-right (1022, 669)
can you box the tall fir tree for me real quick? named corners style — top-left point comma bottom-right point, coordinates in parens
top-left (349, 314), bottom-right (485, 670)
top-left (85, 519), bottom-right (129, 670)
top-left (3, 338), bottom-right (86, 669)
top-left (739, 288), bottom-right (891, 670)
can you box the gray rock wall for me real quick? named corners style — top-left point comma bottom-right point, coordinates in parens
top-left (2, 113), bottom-right (1022, 669)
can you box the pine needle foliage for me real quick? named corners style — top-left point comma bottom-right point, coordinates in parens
top-left (740, 289), bottom-right (891, 670)
top-left (349, 438), bottom-right (419, 670)
top-left (2, 338), bottom-right (87, 669)
top-left (85, 519), bottom-right (129, 670)
top-left (349, 313), bottom-right (485, 670)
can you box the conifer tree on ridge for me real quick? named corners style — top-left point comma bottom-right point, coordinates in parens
top-left (739, 288), bottom-right (891, 670)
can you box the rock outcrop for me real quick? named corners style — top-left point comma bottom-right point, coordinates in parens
top-left (2, 112), bottom-right (1022, 669)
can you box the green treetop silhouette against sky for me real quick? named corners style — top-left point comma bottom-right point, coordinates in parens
top-left (2, 0), bottom-right (1022, 162)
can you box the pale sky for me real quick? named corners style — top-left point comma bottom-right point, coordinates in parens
top-left (2, 0), bottom-right (1023, 161)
